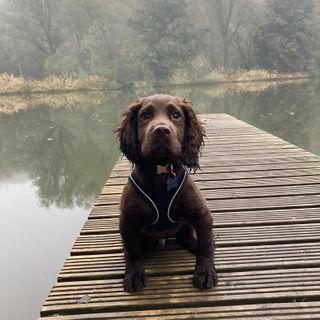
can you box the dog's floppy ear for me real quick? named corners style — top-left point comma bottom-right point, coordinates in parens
top-left (115, 98), bottom-right (143, 164)
top-left (180, 98), bottom-right (205, 171)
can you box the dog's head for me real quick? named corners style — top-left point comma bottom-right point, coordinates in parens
top-left (116, 94), bottom-right (205, 170)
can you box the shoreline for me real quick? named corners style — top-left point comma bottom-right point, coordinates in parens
top-left (0, 75), bottom-right (309, 96)
top-left (0, 87), bottom-right (105, 97)
top-left (0, 76), bottom-right (310, 115)
top-left (156, 76), bottom-right (309, 89)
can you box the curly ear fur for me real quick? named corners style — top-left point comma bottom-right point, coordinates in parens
top-left (180, 98), bottom-right (205, 171)
top-left (115, 99), bottom-right (143, 164)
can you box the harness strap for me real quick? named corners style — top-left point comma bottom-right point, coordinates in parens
top-left (129, 169), bottom-right (188, 228)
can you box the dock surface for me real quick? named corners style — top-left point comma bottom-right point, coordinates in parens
top-left (40, 114), bottom-right (320, 319)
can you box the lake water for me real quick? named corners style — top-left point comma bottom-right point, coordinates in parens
top-left (1, 81), bottom-right (320, 320)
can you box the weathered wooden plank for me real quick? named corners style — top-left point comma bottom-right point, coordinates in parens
top-left (199, 155), bottom-right (320, 167)
top-left (201, 150), bottom-right (310, 159)
top-left (209, 194), bottom-right (320, 212)
top-left (115, 147), bottom-right (308, 164)
top-left (110, 161), bottom-right (320, 178)
top-left (74, 223), bottom-right (320, 255)
top-left (97, 185), bottom-right (320, 206)
top-left (57, 242), bottom-right (320, 282)
top-left (105, 167), bottom-right (320, 186)
top-left (197, 167), bottom-right (320, 179)
top-left (38, 302), bottom-right (320, 320)
top-left (83, 207), bottom-right (320, 233)
top-left (41, 268), bottom-right (320, 317)
top-left (197, 175), bottom-right (320, 189)
top-left (104, 174), bottom-right (320, 189)
top-left (90, 195), bottom-right (320, 235)
top-left (102, 176), bottom-right (320, 197)
top-left (112, 155), bottom-right (320, 172)
top-left (206, 184), bottom-right (320, 199)
top-left (212, 207), bottom-right (320, 227)
top-left (92, 193), bottom-right (320, 216)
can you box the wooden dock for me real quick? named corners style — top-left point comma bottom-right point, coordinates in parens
top-left (40, 114), bottom-right (320, 319)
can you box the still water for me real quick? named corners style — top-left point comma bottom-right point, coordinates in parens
top-left (1, 81), bottom-right (320, 320)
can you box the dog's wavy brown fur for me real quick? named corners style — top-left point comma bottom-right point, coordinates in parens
top-left (116, 94), bottom-right (218, 292)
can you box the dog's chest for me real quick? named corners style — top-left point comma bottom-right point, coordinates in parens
top-left (128, 170), bottom-right (188, 232)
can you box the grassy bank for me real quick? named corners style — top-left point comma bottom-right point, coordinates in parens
top-left (0, 92), bottom-right (110, 115)
top-left (0, 74), bottom-right (109, 95)
top-left (0, 69), bottom-right (308, 96)
top-left (166, 68), bottom-right (308, 87)
top-left (170, 78), bottom-right (308, 101)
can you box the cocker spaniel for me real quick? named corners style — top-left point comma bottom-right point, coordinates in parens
top-left (116, 94), bottom-right (218, 292)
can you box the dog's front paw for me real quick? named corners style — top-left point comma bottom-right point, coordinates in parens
top-left (192, 265), bottom-right (218, 289)
top-left (123, 266), bottom-right (147, 293)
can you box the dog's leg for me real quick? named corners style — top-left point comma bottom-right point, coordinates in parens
top-left (176, 224), bottom-right (197, 253)
top-left (120, 221), bottom-right (146, 293)
top-left (158, 238), bottom-right (166, 249)
top-left (192, 211), bottom-right (218, 289)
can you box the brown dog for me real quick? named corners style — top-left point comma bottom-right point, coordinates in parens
top-left (116, 94), bottom-right (218, 292)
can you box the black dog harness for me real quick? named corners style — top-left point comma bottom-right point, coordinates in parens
top-left (129, 168), bottom-right (188, 231)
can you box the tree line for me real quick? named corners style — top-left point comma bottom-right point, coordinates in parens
top-left (0, 0), bottom-right (319, 82)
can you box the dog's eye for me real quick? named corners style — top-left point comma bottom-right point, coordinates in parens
top-left (171, 111), bottom-right (182, 120)
top-left (140, 111), bottom-right (150, 120)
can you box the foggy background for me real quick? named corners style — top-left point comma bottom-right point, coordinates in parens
top-left (0, 0), bottom-right (319, 83)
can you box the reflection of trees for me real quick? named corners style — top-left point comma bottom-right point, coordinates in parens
top-left (30, 125), bottom-right (81, 208)
top-left (171, 82), bottom-right (320, 155)
top-left (245, 83), bottom-right (320, 156)
top-left (0, 95), bottom-right (128, 209)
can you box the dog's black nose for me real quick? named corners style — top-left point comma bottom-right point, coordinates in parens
top-left (153, 124), bottom-right (171, 135)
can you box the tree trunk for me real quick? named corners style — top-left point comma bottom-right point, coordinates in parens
top-left (223, 40), bottom-right (229, 68)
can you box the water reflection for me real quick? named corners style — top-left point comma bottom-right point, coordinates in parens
top-left (1, 81), bottom-right (319, 211)
top-left (170, 81), bottom-right (320, 155)
top-left (0, 94), bottom-right (131, 209)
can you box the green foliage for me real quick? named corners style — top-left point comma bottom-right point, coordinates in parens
top-left (253, 0), bottom-right (315, 72)
top-left (44, 54), bottom-right (81, 75)
top-left (169, 55), bottom-right (212, 84)
top-left (80, 1), bottom-right (137, 82)
top-left (129, 0), bottom-right (205, 81)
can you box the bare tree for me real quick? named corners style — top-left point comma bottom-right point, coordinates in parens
top-left (207, 0), bottom-right (241, 67)
top-left (5, 0), bottom-right (63, 56)
top-left (232, 0), bottom-right (260, 69)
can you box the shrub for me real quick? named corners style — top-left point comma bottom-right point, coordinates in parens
top-left (44, 54), bottom-right (81, 76)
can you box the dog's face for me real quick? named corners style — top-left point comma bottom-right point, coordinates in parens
top-left (116, 94), bottom-right (205, 170)
top-left (137, 95), bottom-right (185, 162)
